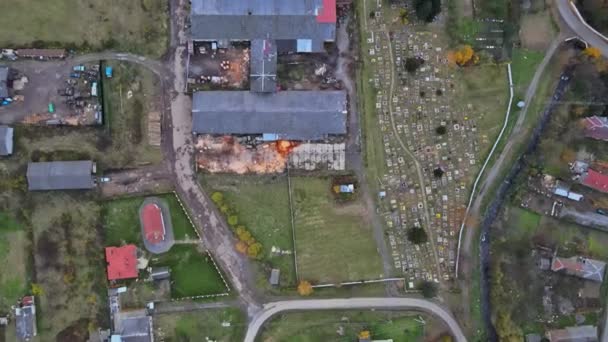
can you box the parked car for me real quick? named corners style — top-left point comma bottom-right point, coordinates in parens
top-left (597, 208), bottom-right (607, 216)
top-left (99, 177), bottom-right (111, 183)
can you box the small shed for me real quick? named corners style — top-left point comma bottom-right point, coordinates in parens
top-left (269, 268), bottom-right (280, 286)
top-left (0, 125), bottom-right (14, 156)
top-left (150, 267), bottom-right (171, 281)
top-left (0, 66), bottom-right (8, 99)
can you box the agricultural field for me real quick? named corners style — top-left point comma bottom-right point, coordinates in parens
top-left (200, 174), bottom-right (296, 288)
top-left (258, 310), bottom-right (448, 342)
top-left (0, 0), bottom-right (168, 57)
top-left (155, 308), bottom-right (246, 341)
top-left (291, 177), bottom-right (383, 283)
top-left (28, 193), bottom-right (107, 340)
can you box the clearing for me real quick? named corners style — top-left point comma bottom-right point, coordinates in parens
top-left (154, 308), bottom-right (245, 341)
top-left (0, 212), bottom-right (28, 310)
top-left (0, 0), bottom-right (168, 58)
top-left (291, 177), bottom-right (383, 283)
top-left (519, 12), bottom-right (556, 51)
top-left (258, 310), bottom-right (449, 342)
top-left (200, 174), bottom-right (295, 288)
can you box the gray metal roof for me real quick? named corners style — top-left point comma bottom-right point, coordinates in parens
top-left (192, 90), bottom-right (347, 140)
top-left (269, 268), bottom-right (280, 285)
top-left (0, 125), bottom-right (13, 156)
top-left (190, 0), bottom-right (335, 51)
top-left (250, 39), bottom-right (277, 93)
top-left (15, 305), bottom-right (36, 341)
top-left (115, 311), bottom-right (153, 342)
top-left (0, 66), bottom-right (8, 98)
top-left (27, 161), bottom-right (94, 191)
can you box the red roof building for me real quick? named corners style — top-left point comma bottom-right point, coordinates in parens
top-left (316, 0), bottom-right (337, 23)
top-left (582, 116), bottom-right (608, 141)
top-left (105, 245), bottom-right (138, 281)
top-left (141, 203), bottom-right (166, 244)
top-left (582, 169), bottom-right (608, 193)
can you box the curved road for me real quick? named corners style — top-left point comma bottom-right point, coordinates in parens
top-left (557, 0), bottom-right (608, 56)
top-left (244, 298), bottom-right (467, 342)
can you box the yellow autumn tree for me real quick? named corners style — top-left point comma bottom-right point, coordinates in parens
top-left (583, 47), bottom-right (601, 59)
top-left (358, 330), bottom-right (371, 340)
top-left (449, 45), bottom-right (476, 66)
top-left (235, 241), bottom-right (248, 254)
top-left (246, 242), bottom-right (263, 259)
top-left (297, 280), bottom-right (314, 296)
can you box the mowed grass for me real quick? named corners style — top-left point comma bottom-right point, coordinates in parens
top-left (0, 212), bottom-right (28, 310)
top-left (155, 308), bottom-right (246, 342)
top-left (258, 310), bottom-right (429, 342)
top-left (0, 0), bottom-right (168, 58)
top-left (151, 245), bottom-right (227, 297)
top-left (201, 174), bottom-right (296, 286)
top-left (102, 193), bottom-right (197, 246)
top-left (291, 177), bottom-right (383, 283)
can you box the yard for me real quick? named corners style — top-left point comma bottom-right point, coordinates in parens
top-left (154, 308), bottom-right (246, 341)
top-left (200, 174), bottom-right (296, 288)
top-left (0, 0), bottom-right (168, 58)
top-left (291, 177), bottom-right (383, 283)
top-left (257, 310), bottom-right (445, 342)
top-left (102, 193), bottom-right (198, 246)
top-left (0, 211), bottom-right (28, 311)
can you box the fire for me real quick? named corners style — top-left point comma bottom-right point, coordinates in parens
top-left (275, 140), bottom-right (299, 157)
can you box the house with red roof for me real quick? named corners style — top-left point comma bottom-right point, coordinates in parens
top-left (551, 256), bottom-right (606, 283)
top-left (105, 245), bottom-right (138, 281)
top-left (582, 116), bottom-right (608, 141)
top-left (582, 169), bottom-right (608, 193)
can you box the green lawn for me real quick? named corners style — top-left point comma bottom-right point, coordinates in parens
top-left (155, 308), bottom-right (246, 342)
top-left (102, 193), bottom-right (197, 246)
top-left (511, 48), bottom-right (545, 96)
top-left (201, 174), bottom-right (296, 287)
top-left (0, 212), bottom-right (27, 310)
top-left (151, 245), bottom-right (227, 297)
top-left (0, 0), bottom-right (168, 57)
top-left (291, 177), bottom-right (383, 283)
top-left (258, 311), bottom-right (429, 342)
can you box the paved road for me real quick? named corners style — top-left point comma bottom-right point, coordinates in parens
top-left (244, 298), bottom-right (467, 342)
top-left (557, 0), bottom-right (608, 56)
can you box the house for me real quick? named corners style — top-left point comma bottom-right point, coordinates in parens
top-left (581, 169), bottom-right (608, 193)
top-left (105, 245), bottom-right (139, 281)
top-left (546, 325), bottom-right (598, 341)
top-left (192, 90), bottom-right (347, 140)
top-left (0, 66), bottom-right (8, 99)
top-left (26, 160), bottom-right (95, 191)
top-left (150, 267), bottom-right (170, 281)
top-left (15, 296), bottom-right (37, 341)
top-left (551, 256), bottom-right (606, 283)
top-left (190, 0), bottom-right (336, 52)
top-left (0, 125), bottom-right (13, 156)
top-left (269, 268), bottom-right (280, 286)
top-left (112, 309), bottom-right (153, 342)
top-left (581, 116), bottom-right (608, 141)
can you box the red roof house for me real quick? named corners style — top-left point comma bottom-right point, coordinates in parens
top-left (105, 245), bottom-right (138, 281)
top-left (316, 0), bottom-right (337, 23)
top-left (141, 203), bottom-right (166, 244)
top-left (582, 116), bottom-right (608, 141)
top-left (582, 169), bottom-right (608, 193)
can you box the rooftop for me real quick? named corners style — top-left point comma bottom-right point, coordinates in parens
top-left (582, 169), bottom-right (608, 193)
top-left (546, 325), bottom-right (598, 341)
top-left (26, 160), bottom-right (94, 191)
top-left (551, 256), bottom-right (606, 283)
top-left (105, 245), bottom-right (139, 281)
top-left (250, 39), bottom-right (277, 93)
top-left (582, 116), bottom-right (608, 141)
top-left (0, 125), bottom-right (13, 156)
top-left (113, 310), bottom-right (153, 342)
top-left (190, 0), bottom-right (336, 52)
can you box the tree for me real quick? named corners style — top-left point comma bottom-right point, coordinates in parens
top-left (235, 241), bottom-right (248, 254)
top-left (414, 0), bottom-right (441, 22)
top-left (494, 309), bottom-right (523, 342)
top-left (583, 47), bottom-right (601, 59)
top-left (358, 331), bottom-right (371, 340)
top-left (435, 125), bottom-right (447, 135)
top-left (211, 192), bottom-right (224, 204)
top-left (433, 167), bottom-right (444, 178)
top-left (399, 9), bottom-right (409, 25)
top-left (247, 242), bottom-right (263, 258)
top-left (418, 281), bottom-right (437, 298)
top-left (228, 215), bottom-right (238, 226)
top-left (31, 283), bottom-right (44, 296)
top-left (560, 148), bottom-right (576, 163)
top-left (407, 227), bottom-right (428, 244)
top-left (451, 45), bottom-right (475, 66)
top-left (297, 280), bottom-right (314, 296)
top-left (405, 57), bottom-right (424, 73)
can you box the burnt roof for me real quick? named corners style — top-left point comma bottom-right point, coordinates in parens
top-left (27, 161), bottom-right (94, 191)
top-left (192, 90), bottom-right (347, 140)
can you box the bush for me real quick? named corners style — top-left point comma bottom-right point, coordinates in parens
top-left (407, 227), bottom-right (428, 244)
top-left (405, 57), bottom-right (425, 73)
top-left (247, 242), bottom-right (263, 258)
top-left (414, 0), bottom-right (441, 22)
top-left (418, 281), bottom-right (437, 298)
top-left (211, 192), bottom-right (224, 204)
top-left (227, 215), bottom-right (238, 227)
top-left (435, 125), bottom-right (447, 135)
top-left (433, 168), bottom-right (444, 179)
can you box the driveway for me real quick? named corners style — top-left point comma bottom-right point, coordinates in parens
top-left (244, 298), bottom-right (467, 342)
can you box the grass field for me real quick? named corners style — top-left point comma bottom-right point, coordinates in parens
top-left (0, 0), bottom-right (168, 57)
top-left (201, 174), bottom-right (296, 287)
top-left (0, 211), bottom-right (28, 311)
top-left (28, 193), bottom-right (107, 340)
top-left (151, 245), bottom-right (227, 297)
top-left (155, 308), bottom-right (246, 341)
top-left (291, 177), bottom-right (383, 283)
top-left (258, 310), bottom-right (436, 342)
top-left (102, 193), bottom-right (197, 246)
